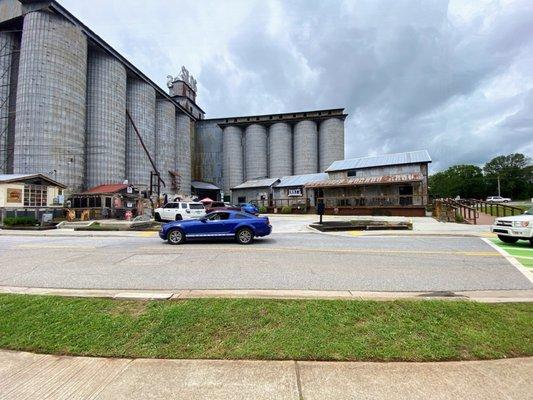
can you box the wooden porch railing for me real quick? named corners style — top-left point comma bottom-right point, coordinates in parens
top-left (457, 199), bottom-right (524, 218)
top-left (433, 199), bottom-right (477, 224)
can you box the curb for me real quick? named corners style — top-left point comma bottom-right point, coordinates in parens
top-left (1, 286), bottom-right (532, 303)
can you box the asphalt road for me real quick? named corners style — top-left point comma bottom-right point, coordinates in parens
top-left (0, 232), bottom-right (531, 292)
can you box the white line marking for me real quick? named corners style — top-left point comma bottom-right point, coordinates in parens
top-left (481, 238), bottom-right (533, 284)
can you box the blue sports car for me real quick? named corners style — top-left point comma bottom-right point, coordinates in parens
top-left (239, 203), bottom-right (259, 215)
top-left (159, 210), bottom-right (272, 245)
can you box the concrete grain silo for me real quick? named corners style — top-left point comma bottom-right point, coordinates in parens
top-left (155, 99), bottom-right (175, 185)
top-left (244, 124), bottom-right (267, 180)
top-left (319, 118), bottom-right (344, 171)
top-left (268, 122), bottom-right (292, 178)
top-left (293, 120), bottom-right (318, 175)
top-left (85, 48), bottom-right (127, 188)
top-left (125, 77), bottom-right (155, 189)
top-left (14, 11), bottom-right (87, 190)
top-left (195, 120), bottom-right (223, 189)
top-left (222, 126), bottom-right (243, 194)
top-left (176, 112), bottom-right (191, 195)
top-left (0, 31), bottom-right (17, 174)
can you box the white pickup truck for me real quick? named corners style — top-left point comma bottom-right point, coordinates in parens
top-left (490, 207), bottom-right (533, 245)
top-left (154, 201), bottom-right (206, 222)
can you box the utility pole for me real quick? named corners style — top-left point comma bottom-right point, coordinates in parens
top-left (497, 175), bottom-right (501, 197)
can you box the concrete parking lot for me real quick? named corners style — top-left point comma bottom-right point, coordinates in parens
top-left (0, 229), bottom-right (531, 292)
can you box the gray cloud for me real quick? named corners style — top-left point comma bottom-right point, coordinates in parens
top-left (60, 0), bottom-right (533, 171)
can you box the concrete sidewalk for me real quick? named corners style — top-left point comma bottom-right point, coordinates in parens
top-left (1, 350), bottom-right (531, 399)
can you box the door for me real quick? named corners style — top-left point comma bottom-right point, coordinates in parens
top-left (161, 203), bottom-right (177, 220)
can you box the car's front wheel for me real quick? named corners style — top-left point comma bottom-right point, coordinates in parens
top-left (498, 235), bottom-right (518, 244)
top-left (167, 228), bottom-right (185, 245)
top-left (236, 228), bottom-right (254, 245)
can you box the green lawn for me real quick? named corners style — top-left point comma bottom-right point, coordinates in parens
top-left (0, 294), bottom-right (531, 362)
top-left (490, 238), bottom-right (533, 268)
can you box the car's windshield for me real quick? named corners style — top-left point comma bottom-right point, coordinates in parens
top-left (524, 207), bottom-right (533, 215)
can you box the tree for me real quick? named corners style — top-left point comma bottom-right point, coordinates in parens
top-left (483, 153), bottom-right (532, 199)
top-left (429, 165), bottom-right (486, 198)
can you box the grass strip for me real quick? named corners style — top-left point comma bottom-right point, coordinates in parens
top-left (489, 238), bottom-right (533, 267)
top-left (0, 294), bottom-right (531, 362)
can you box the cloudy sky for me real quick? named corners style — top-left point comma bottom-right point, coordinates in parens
top-left (60, 0), bottom-right (533, 172)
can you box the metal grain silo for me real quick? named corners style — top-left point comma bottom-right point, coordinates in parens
top-left (244, 124), bottom-right (267, 180)
top-left (126, 78), bottom-right (155, 189)
top-left (293, 120), bottom-right (318, 175)
top-left (14, 11), bottom-right (87, 190)
top-left (319, 118), bottom-right (344, 171)
top-left (268, 122), bottom-right (292, 178)
top-left (176, 112), bottom-right (191, 195)
top-left (85, 48), bottom-right (127, 188)
top-left (195, 120), bottom-right (223, 189)
top-left (155, 99), bottom-right (175, 185)
top-left (222, 126), bottom-right (243, 194)
top-left (0, 31), bottom-right (17, 174)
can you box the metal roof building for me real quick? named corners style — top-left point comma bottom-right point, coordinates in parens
top-left (276, 173), bottom-right (329, 188)
top-left (326, 150), bottom-right (432, 172)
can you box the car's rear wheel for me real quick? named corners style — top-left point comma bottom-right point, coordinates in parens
top-left (175, 214), bottom-right (183, 221)
top-left (236, 228), bottom-right (254, 244)
top-left (154, 213), bottom-right (161, 222)
top-left (167, 228), bottom-right (185, 245)
top-left (498, 235), bottom-right (518, 244)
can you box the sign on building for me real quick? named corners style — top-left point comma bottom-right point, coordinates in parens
top-left (6, 188), bottom-right (22, 203)
top-left (288, 188), bottom-right (302, 197)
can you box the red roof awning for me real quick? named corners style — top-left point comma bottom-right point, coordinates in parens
top-left (82, 184), bottom-right (128, 194)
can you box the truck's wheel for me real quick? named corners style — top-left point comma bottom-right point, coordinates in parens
top-left (236, 228), bottom-right (254, 244)
top-left (167, 228), bottom-right (185, 245)
top-left (154, 213), bottom-right (161, 222)
top-left (175, 214), bottom-right (183, 221)
top-left (498, 235), bottom-right (518, 244)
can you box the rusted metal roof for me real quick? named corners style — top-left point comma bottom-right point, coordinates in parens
top-left (305, 173), bottom-right (424, 188)
top-left (0, 173), bottom-right (67, 188)
top-left (326, 150), bottom-right (431, 172)
top-left (82, 184), bottom-right (128, 194)
top-left (231, 178), bottom-right (280, 190)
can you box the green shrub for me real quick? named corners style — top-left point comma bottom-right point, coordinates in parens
top-left (281, 205), bottom-right (292, 214)
top-left (258, 205), bottom-right (267, 213)
top-left (3, 216), bottom-right (38, 226)
top-left (455, 212), bottom-right (464, 223)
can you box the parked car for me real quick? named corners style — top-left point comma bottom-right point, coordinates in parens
top-left (490, 207), bottom-right (533, 245)
top-left (154, 201), bottom-right (206, 222)
top-left (205, 201), bottom-right (241, 214)
top-left (159, 210), bottom-right (272, 245)
top-left (486, 196), bottom-right (512, 203)
top-left (239, 202), bottom-right (259, 215)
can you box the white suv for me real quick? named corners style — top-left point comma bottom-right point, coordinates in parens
top-left (491, 207), bottom-right (533, 245)
top-left (154, 202), bottom-right (206, 222)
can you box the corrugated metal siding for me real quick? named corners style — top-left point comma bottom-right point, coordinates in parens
top-left (85, 48), bottom-right (127, 188)
top-left (155, 99), bottom-right (176, 186)
top-left (14, 11), bottom-right (88, 191)
top-left (195, 120), bottom-right (223, 189)
top-left (125, 78), bottom-right (155, 189)
top-left (326, 150), bottom-right (431, 172)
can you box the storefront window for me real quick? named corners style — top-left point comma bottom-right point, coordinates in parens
top-left (23, 185), bottom-right (48, 207)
